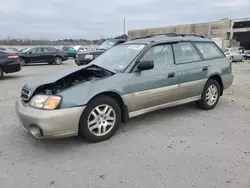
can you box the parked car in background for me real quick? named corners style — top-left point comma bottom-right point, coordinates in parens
top-left (73, 45), bottom-right (88, 51)
top-left (0, 47), bottom-right (7, 51)
top-left (8, 47), bottom-right (19, 52)
top-left (62, 46), bottom-right (78, 58)
top-left (15, 34), bottom-right (233, 142)
top-left (222, 48), bottom-right (245, 62)
top-left (0, 51), bottom-right (21, 79)
top-left (19, 47), bottom-right (68, 66)
top-left (75, 39), bottom-right (127, 66)
top-left (245, 50), bottom-right (250, 59)
top-left (19, 48), bottom-right (28, 52)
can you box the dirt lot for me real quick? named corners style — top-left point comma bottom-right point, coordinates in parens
top-left (0, 60), bottom-right (250, 188)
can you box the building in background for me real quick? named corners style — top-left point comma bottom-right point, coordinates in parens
top-left (128, 18), bottom-right (250, 49)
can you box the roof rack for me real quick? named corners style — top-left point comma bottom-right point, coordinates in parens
top-left (130, 33), bottom-right (205, 40)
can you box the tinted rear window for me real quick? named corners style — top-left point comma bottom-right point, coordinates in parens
top-left (194, 42), bottom-right (225, 59)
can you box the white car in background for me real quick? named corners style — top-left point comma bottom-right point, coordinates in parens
top-left (73, 45), bottom-right (88, 51)
top-left (222, 48), bottom-right (245, 62)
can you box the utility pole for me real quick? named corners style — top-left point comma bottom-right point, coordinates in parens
top-left (123, 18), bottom-right (126, 39)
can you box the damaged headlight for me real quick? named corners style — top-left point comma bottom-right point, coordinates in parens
top-left (28, 95), bottom-right (62, 110)
top-left (84, 54), bottom-right (94, 60)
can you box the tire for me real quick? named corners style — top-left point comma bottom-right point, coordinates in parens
top-left (241, 57), bottom-right (244, 62)
top-left (229, 56), bottom-right (234, 63)
top-left (196, 79), bottom-right (220, 110)
top-left (54, 56), bottom-right (62, 65)
top-left (0, 66), bottom-right (4, 80)
top-left (79, 95), bottom-right (121, 142)
top-left (19, 58), bottom-right (26, 66)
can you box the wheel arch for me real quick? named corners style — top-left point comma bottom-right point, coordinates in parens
top-left (88, 91), bottom-right (129, 123)
top-left (208, 74), bottom-right (223, 96)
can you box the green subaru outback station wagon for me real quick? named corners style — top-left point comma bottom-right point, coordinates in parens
top-left (16, 34), bottom-right (233, 142)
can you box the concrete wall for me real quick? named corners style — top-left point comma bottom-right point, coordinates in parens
top-left (128, 20), bottom-right (231, 40)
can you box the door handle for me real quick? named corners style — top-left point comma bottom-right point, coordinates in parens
top-left (202, 67), bottom-right (208, 72)
top-left (168, 72), bottom-right (175, 78)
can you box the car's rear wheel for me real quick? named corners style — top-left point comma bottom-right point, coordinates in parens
top-left (19, 58), bottom-right (26, 66)
top-left (229, 56), bottom-right (234, 63)
top-left (0, 66), bottom-right (4, 80)
top-left (196, 79), bottom-right (220, 110)
top-left (79, 96), bottom-right (121, 142)
top-left (54, 57), bottom-right (62, 65)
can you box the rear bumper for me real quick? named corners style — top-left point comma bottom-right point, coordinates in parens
top-left (15, 99), bottom-right (86, 139)
top-left (62, 56), bottom-right (68, 61)
top-left (222, 73), bottom-right (233, 90)
top-left (3, 61), bottom-right (21, 73)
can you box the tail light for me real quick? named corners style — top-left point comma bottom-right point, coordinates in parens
top-left (64, 51), bottom-right (67, 54)
top-left (8, 55), bottom-right (19, 61)
top-left (225, 52), bottom-right (230, 55)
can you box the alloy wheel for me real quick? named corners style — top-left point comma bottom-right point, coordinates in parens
top-left (206, 85), bottom-right (218, 106)
top-left (87, 104), bottom-right (116, 137)
top-left (55, 57), bottom-right (62, 65)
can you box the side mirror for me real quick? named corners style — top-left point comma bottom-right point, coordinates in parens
top-left (28, 51), bottom-right (32, 54)
top-left (137, 60), bottom-right (154, 71)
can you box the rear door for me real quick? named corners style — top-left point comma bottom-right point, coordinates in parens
top-left (124, 43), bottom-right (179, 112)
top-left (43, 47), bottom-right (56, 62)
top-left (174, 42), bottom-right (207, 100)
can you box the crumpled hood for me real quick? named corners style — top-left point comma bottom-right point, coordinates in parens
top-left (23, 64), bottom-right (91, 91)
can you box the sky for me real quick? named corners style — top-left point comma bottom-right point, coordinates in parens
top-left (0, 0), bottom-right (250, 40)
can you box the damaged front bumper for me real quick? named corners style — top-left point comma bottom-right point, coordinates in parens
top-left (15, 99), bottom-right (86, 139)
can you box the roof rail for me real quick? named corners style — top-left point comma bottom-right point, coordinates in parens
top-left (130, 33), bottom-right (205, 40)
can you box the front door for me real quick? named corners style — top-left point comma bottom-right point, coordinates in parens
top-left (173, 42), bottom-right (207, 100)
top-left (26, 47), bottom-right (41, 63)
top-left (123, 44), bottom-right (179, 112)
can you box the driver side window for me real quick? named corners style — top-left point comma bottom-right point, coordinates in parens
top-left (140, 44), bottom-right (174, 68)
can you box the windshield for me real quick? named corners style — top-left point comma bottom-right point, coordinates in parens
top-left (97, 40), bottom-right (117, 50)
top-left (21, 48), bottom-right (31, 53)
top-left (91, 44), bottom-right (146, 72)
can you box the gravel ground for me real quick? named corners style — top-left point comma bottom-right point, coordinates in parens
top-left (0, 60), bottom-right (250, 188)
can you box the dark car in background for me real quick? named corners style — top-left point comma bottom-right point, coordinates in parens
top-left (19, 47), bottom-right (68, 66)
top-left (75, 39), bottom-right (126, 66)
top-left (0, 51), bottom-right (21, 80)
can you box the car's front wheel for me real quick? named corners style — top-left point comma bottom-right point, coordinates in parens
top-left (197, 79), bottom-right (220, 110)
top-left (79, 96), bottom-right (121, 142)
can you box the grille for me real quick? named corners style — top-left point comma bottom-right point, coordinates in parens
top-left (21, 88), bottom-right (31, 101)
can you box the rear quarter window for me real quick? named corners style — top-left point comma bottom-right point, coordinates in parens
top-left (193, 42), bottom-right (225, 59)
top-left (172, 42), bottom-right (201, 64)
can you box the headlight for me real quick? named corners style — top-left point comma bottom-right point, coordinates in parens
top-left (76, 54), bottom-right (78, 58)
top-left (85, 54), bottom-right (94, 60)
top-left (28, 95), bottom-right (62, 110)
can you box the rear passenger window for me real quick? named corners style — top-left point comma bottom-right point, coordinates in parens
top-left (140, 44), bottom-right (174, 68)
top-left (173, 42), bottom-right (201, 64)
top-left (194, 42), bottom-right (224, 59)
